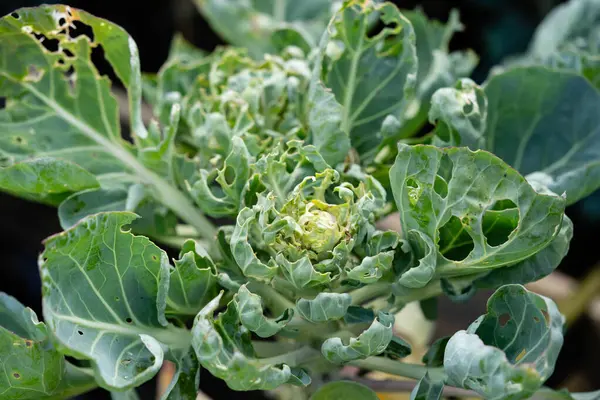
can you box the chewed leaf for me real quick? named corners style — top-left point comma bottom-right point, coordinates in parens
top-left (476, 215), bottom-right (573, 288)
top-left (318, 0), bottom-right (418, 158)
top-left (167, 239), bottom-right (218, 317)
top-left (409, 373), bottom-right (444, 400)
top-left (0, 157), bottom-right (99, 205)
top-left (192, 293), bottom-right (297, 391)
top-left (444, 285), bottom-right (564, 399)
top-left (346, 251), bottom-right (395, 284)
top-left (321, 312), bottom-right (394, 364)
top-left (235, 285), bottom-right (293, 338)
top-left (0, 292), bottom-right (96, 399)
top-left (296, 293), bottom-right (352, 323)
top-left (390, 144), bottom-right (565, 288)
top-left (40, 212), bottom-right (189, 390)
top-left (430, 78), bottom-right (487, 148)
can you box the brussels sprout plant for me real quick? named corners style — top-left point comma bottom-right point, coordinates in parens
top-left (1, 0), bottom-right (600, 399)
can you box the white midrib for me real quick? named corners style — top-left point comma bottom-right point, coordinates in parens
top-left (53, 312), bottom-right (191, 348)
top-left (340, 21), bottom-right (367, 134)
top-left (15, 78), bottom-right (216, 238)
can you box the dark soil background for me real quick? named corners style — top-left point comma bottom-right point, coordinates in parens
top-left (1, 0), bottom-right (598, 398)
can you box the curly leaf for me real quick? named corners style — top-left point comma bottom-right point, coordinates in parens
top-left (278, 254), bottom-right (333, 289)
top-left (296, 293), bottom-right (352, 323)
top-left (0, 293), bottom-right (97, 399)
top-left (430, 78), bottom-right (487, 148)
top-left (40, 212), bottom-right (190, 390)
top-left (231, 207), bottom-right (279, 281)
top-left (235, 285), bottom-right (293, 338)
top-left (167, 239), bottom-right (218, 317)
top-left (318, 0), bottom-right (418, 157)
top-left (0, 157), bottom-right (99, 205)
top-left (444, 285), bottom-right (564, 399)
top-left (189, 137), bottom-right (251, 217)
top-left (390, 144), bottom-right (566, 288)
top-left (409, 373), bottom-right (444, 400)
top-left (192, 292), bottom-right (297, 391)
top-left (346, 251), bottom-right (395, 284)
top-left (321, 312), bottom-right (394, 364)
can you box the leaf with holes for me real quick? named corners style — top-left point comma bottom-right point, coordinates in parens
top-left (0, 292), bottom-right (97, 399)
top-left (316, 0), bottom-right (418, 160)
top-left (444, 285), bottom-right (564, 399)
top-left (0, 5), bottom-right (213, 237)
top-left (40, 212), bottom-right (192, 390)
top-left (389, 144), bottom-right (566, 289)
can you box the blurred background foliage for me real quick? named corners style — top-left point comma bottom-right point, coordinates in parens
top-left (1, 0), bottom-right (598, 398)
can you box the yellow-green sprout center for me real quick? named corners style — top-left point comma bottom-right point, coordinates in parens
top-left (296, 202), bottom-right (344, 257)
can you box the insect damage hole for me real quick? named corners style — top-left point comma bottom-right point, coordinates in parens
top-left (482, 199), bottom-right (518, 247)
top-left (437, 215), bottom-right (474, 261)
top-left (68, 20), bottom-right (95, 42)
top-left (499, 313), bottom-right (511, 327)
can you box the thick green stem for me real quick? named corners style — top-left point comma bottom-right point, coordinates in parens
top-left (349, 357), bottom-right (446, 382)
top-left (349, 282), bottom-right (392, 305)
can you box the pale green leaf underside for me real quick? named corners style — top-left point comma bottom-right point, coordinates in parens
top-left (296, 292), bottom-right (351, 323)
top-left (444, 285), bottom-right (564, 400)
top-left (235, 285), bottom-right (293, 338)
top-left (40, 212), bottom-right (188, 390)
top-left (409, 373), bottom-right (444, 400)
top-left (321, 312), bottom-right (394, 364)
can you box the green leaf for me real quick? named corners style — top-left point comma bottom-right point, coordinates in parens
top-left (482, 67), bottom-right (600, 204)
top-left (527, 0), bottom-right (600, 61)
top-left (192, 0), bottom-right (333, 57)
top-left (346, 251), bottom-right (395, 284)
top-left (382, 335), bottom-right (412, 360)
top-left (0, 292), bottom-right (97, 399)
top-left (161, 350), bottom-right (200, 400)
top-left (318, 0), bottom-right (418, 158)
top-left (167, 239), bottom-right (218, 317)
top-left (419, 297), bottom-right (438, 321)
top-left (389, 144), bottom-right (566, 288)
top-left (0, 157), bottom-right (99, 205)
top-left (476, 215), bottom-right (573, 288)
top-left (409, 373), bottom-right (444, 400)
top-left (321, 312), bottom-right (394, 364)
top-left (40, 212), bottom-right (192, 390)
top-left (400, 9), bottom-right (478, 139)
top-left (444, 285), bottom-right (564, 399)
top-left (191, 292), bottom-right (297, 391)
top-left (296, 293), bottom-right (352, 323)
top-left (235, 285), bottom-right (293, 338)
top-left (429, 78), bottom-right (487, 148)
top-left (188, 136), bottom-right (251, 217)
top-left (310, 381), bottom-right (378, 400)
top-left (0, 5), bottom-right (213, 237)
top-left (422, 336), bottom-right (450, 367)
top-left (306, 80), bottom-right (350, 166)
